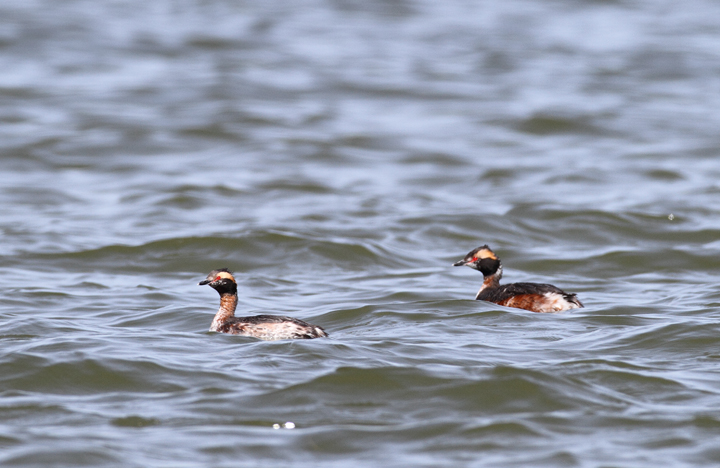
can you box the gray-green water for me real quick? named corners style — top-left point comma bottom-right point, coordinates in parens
top-left (3, 1), bottom-right (720, 466)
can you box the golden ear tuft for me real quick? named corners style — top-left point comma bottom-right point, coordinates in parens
top-left (216, 271), bottom-right (235, 281)
top-left (475, 248), bottom-right (497, 260)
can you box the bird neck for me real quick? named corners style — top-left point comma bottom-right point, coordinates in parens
top-left (483, 273), bottom-right (502, 288)
top-left (210, 292), bottom-right (238, 331)
top-left (476, 266), bottom-right (502, 299)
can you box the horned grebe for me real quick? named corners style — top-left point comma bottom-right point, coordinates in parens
top-left (453, 245), bottom-right (583, 313)
top-left (199, 269), bottom-right (328, 340)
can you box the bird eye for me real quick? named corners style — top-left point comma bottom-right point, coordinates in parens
top-left (214, 276), bottom-right (221, 281)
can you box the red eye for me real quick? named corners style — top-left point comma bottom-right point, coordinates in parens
top-left (215, 276), bottom-right (221, 281)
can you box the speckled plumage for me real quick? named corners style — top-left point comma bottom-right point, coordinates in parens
top-left (213, 315), bottom-right (327, 340)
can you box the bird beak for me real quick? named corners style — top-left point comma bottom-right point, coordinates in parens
top-left (453, 259), bottom-right (468, 267)
top-left (198, 279), bottom-right (211, 285)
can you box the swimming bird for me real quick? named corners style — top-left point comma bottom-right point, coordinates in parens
top-left (199, 269), bottom-right (328, 340)
top-left (453, 245), bottom-right (583, 312)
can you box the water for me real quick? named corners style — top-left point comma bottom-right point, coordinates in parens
top-left (2, 0), bottom-right (720, 466)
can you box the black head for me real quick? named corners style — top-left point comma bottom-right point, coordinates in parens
top-left (199, 268), bottom-right (237, 295)
top-left (452, 245), bottom-right (502, 276)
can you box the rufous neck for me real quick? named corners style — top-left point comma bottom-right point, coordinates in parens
top-left (210, 293), bottom-right (237, 331)
top-left (483, 273), bottom-right (501, 289)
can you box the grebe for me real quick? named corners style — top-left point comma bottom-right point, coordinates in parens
top-left (453, 245), bottom-right (583, 313)
top-left (198, 269), bottom-right (328, 340)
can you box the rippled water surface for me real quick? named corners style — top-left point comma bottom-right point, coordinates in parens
top-left (3, 0), bottom-right (720, 466)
